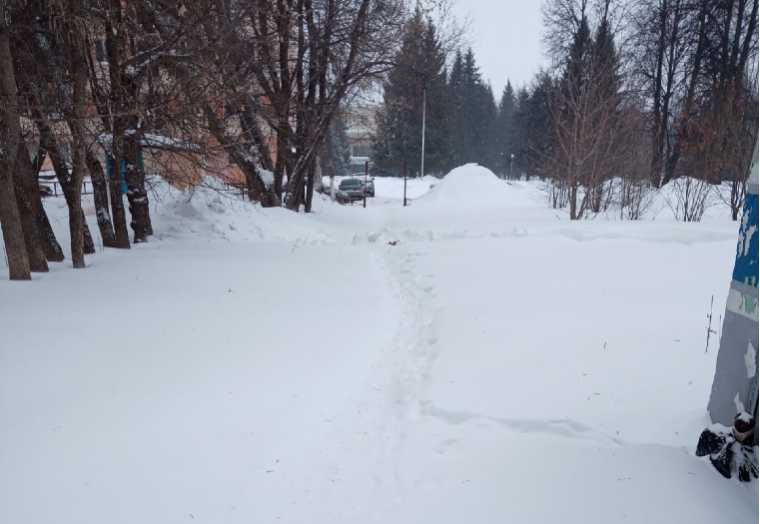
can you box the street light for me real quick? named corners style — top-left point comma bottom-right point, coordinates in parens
top-left (420, 86), bottom-right (426, 179)
top-left (403, 159), bottom-right (408, 207)
top-left (510, 153), bottom-right (515, 180)
top-left (363, 160), bottom-right (368, 209)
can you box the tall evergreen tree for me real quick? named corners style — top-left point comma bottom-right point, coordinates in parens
top-left (563, 13), bottom-right (593, 112)
top-left (495, 80), bottom-right (516, 175)
top-left (523, 73), bottom-right (554, 178)
top-left (446, 51), bottom-right (466, 166)
top-left (372, 10), bottom-right (449, 176)
top-left (588, 12), bottom-right (624, 210)
top-left (511, 86), bottom-right (531, 176)
top-left (510, 74), bottom-right (554, 180)
top-left (592, 14), bottom-right (619, 108)
top-left (447, 48), bottom-right (497, 170)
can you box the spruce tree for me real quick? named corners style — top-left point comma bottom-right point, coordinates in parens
top-left (446, 51), bottom-right (466, 167)
top-left (523, 73), bottom-right (554, 178)
top-left (372, 11), bottom-right (449, 176)
top-left (476, 82), bottom-right (498, 169)
top-left (510, 74), bottom-right (553, 180)
top-left (588, 14), bottom-right (622, 210)
top-left (592, 16), bottom-right (619, 107)
top-left (512, 86), bottom-right (531, 177)
top-left (495, 81), bottom-right (516, 175)
top-left (447, 48), bottom-right (497, 170)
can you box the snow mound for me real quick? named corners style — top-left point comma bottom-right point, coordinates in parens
top-left (149, 177), bottom-right (333, 244)
top-left (418, 163), bottom-right (531, 208)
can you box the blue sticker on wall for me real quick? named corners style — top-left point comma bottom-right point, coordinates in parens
top-left (732, 192), bottom-right (759, 289)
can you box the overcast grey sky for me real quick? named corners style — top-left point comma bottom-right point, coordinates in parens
top-left (452, 1), bottom-right (547, 97)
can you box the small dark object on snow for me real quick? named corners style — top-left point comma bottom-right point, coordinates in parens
top-left (696, 412), bottom-right (757, 482)
top-left (387, 240), bottom-right (398, 246)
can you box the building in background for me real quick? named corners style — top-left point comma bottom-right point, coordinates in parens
top-left (344, 103), bottom-right (378, 173)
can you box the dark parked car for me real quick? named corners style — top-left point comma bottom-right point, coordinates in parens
top-left (338, 178), bottom-right (365, 202)
top-left (364, 178), bottom-right (375, 197)
top-left (348, 174), bottom-right (375, 197)
top-left (334, 189), bottom-right (351, 204)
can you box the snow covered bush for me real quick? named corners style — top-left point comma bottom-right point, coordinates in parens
top-left (665, 177), bottom-right (717, 222)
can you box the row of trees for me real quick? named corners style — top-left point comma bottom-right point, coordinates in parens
top-left (0, 0), bottom-right (409, 280)
top-left (370, 11), bottom-right (590, 182)
top-left (372, 12), bottom-right (506, 176)
top-left (542, 0), bottom-right (758, 220)
top-left (372, 0), bottom-right (758, 222)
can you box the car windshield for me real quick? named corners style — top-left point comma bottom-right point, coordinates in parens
top-left (339, 179), bottom-right (362, 189)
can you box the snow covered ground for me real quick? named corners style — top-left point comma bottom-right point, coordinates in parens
top-left (1, 165), bottom-right (756, 523)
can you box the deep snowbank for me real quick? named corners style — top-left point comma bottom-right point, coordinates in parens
top-left (412, 163), bottom-right (544, 209)
top-left (1, 165), bottom-right (754, 524)
top-left (147, 178), bottom-right (336, 245)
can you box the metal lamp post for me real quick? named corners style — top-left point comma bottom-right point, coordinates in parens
top-left (420, 86), bottom-right (426, 179)
top-left (363, 160), bottom-right (368, 208)
top-left (403, 159), bottom-right (408, 207)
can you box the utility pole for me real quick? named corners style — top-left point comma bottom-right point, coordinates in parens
top-left (420, 86), bottom-right (426, 179)
top-left (363, 160), bottom-right (368, 208)
top-left (403, 159), bottom-right (408, 207)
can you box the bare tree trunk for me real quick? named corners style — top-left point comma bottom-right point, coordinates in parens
top-left (22, 144), bottom-right (65, 261)
top-left (107, 139), bottom-right (131, 249)
top-left (275, 116), bottom-right (290, 201)
top-left (730, 178), bottom-right (745, 220)
top-left (85, 148), bottom-right (118, 247)
top-left (0, 26), bottom-right (31, 280)
top-left (13, 140), bottom-right (48, 272)
top-left (65, 180), bottom-right (85, 267)
top-left (569, 181), bottom-right (580, 220)
top-left (305, 155), bottom-right (320, 212)
top-left (107, 0), bottom-right (151, 243)
top-left (650, 0), bottom-right (668, 187)
top-left (203, 103), bottom-right (277, 206)
top-left (35, 203), bottom-right (64, 261)
top-left (101, 7), bottom-right (131, 249)
top-left (47, 144), bottom-right (96, 255)
top-left (304, 157), bottom-right (316, 212)
top-left (63, 6), bottom-right (89, 268)
top-left (664, 0), bottom-right (707, 185)
top-left (36, 119), bottom-right (96, 255)
top-left (123, 134), bottom-right (151, 242)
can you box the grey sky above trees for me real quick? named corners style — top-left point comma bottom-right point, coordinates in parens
top-left (453, 0), bottom-right (547, 93)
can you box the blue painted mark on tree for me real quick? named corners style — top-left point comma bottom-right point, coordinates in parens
top-left (105, 151), bottom-right (146, 195)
